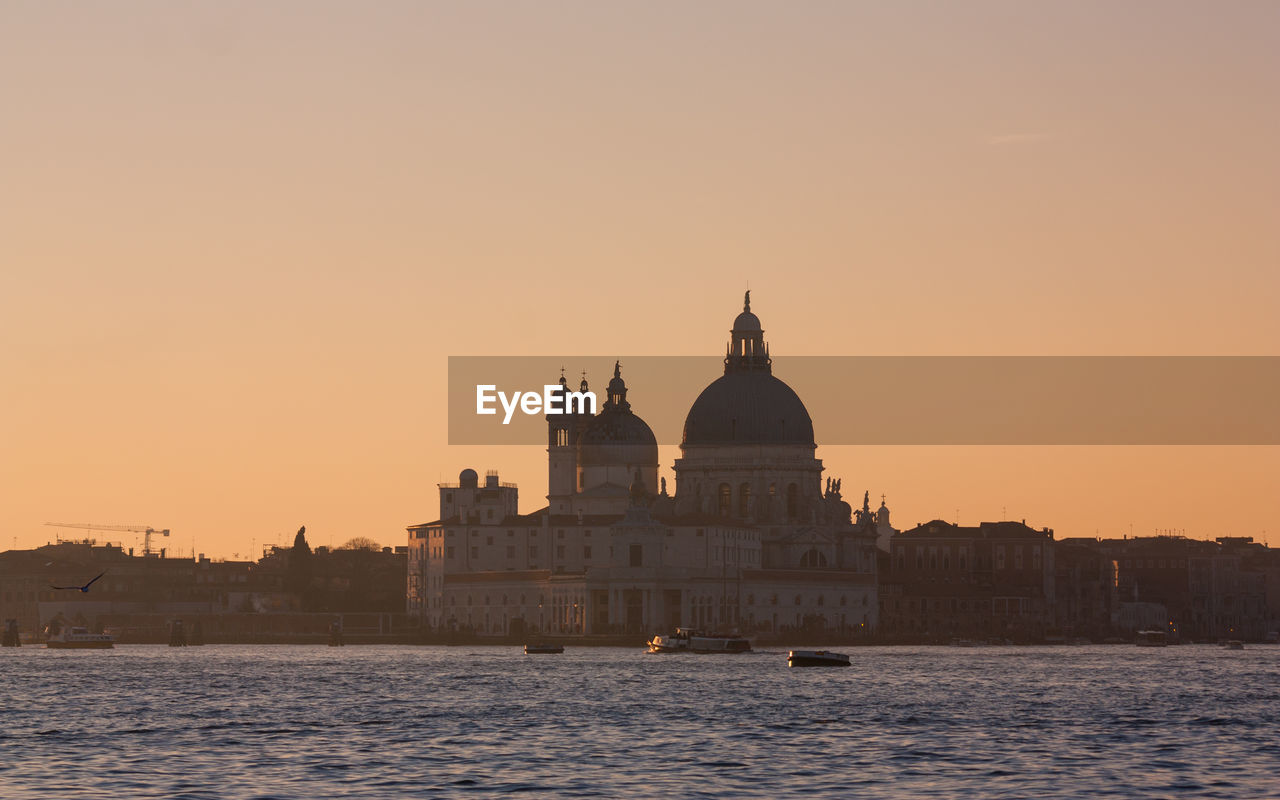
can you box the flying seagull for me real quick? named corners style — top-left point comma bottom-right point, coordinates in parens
top-left (51, 572), bottom-right (105, 593)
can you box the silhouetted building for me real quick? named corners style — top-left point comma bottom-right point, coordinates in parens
top-left (880, 520), bottom-right (1056, 640)
top-left (407, 295), bottom-right (882, 636)
top-left (1093, 535), bottom-right (1268, 640)
top-left (0, 538), bottom-right (407, 640)
top-left (1054, 539), bottom-right (1119, 638)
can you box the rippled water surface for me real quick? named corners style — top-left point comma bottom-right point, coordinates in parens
top-left (2, 645), bottom-right (1277, 798)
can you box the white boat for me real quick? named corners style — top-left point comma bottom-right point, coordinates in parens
top-left (647, 628), bottom-right (751, 654)
top-left (1135, 630), bottom-right (1168, 647)
top-left (46, 626), bottom-right (114, 650)
top-left (787, 649), bottom-right (850, 667)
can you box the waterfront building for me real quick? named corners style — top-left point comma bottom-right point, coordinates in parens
top-left (406, 295), bottom-right (882, 636)
top-left (1091, 535), bottom-right (1269, 640)
top-left (879, 519), bottom-right (1057, 639)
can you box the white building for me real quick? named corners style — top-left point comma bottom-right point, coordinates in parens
top-left (407, 293), bottom-right (884, 637)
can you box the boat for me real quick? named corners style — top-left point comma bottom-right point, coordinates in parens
top-left (523, 643), bottom-right (564, 654)
top-left (787, 649), bottom-right (850, 667)
top-left (647, 628), bottom-right (751, 654)
top-left (46, 626), bottom-right (115, 649)
top-left (1135, 630), bottom-right (1168, 647)
top-left (1225, 640), bottom-right (1244, 651)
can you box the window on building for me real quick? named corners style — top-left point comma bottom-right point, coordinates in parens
top-left (583, 546), bottom-right (592, 559)
top-left (629, 544), bottom-right (643, 567)
top-left (738, 483), bottom-right (751, 518)
top-left (556, 545), bottom-right (565, 558)
top-left (506, 545), bottom-right (515, 558)
top-left (718, 483), bottom-right (731, 517)
top-left (470, 546), bottom-right (478, 559)
top-left (800, 549), bottom-right (827, 568)
top-left (786, 483), bottom-right (798, 519)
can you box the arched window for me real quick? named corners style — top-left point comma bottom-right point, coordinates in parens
top-left (718, 483), bottom-right (731, 517)
top-left (786, 483), bottom-right (799, 519)
top-left (738, 483), bottom-right (751, 518)
top-left (800, 549), bottom-right (828, 568)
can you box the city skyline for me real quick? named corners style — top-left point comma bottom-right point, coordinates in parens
top-left (4, 3), bottom-right (1279, 557)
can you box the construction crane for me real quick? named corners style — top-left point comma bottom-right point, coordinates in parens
top-left (45, 523), bottom-right (171, 556)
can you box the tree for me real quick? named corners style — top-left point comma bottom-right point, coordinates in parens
top-left (338, 536), bottom-right (382, 552)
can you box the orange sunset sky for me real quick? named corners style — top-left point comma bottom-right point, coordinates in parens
top-left (3, 2), bottom-right (1277, 558)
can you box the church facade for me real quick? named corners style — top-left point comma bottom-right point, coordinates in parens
top-left (406, 294), bottom-right (891, 637)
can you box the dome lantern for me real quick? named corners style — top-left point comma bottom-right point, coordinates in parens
top-left (727, 290), bottom-right (770, 374)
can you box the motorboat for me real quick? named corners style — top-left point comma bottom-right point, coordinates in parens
top-left (647, 628), bottom-right (751, 654)
top-left (787, 649), bottom-right (850, 667)
top-left (1225, 640), bottom-right (1244, 650)
top-left (1135, 630), bottom-right (1169, 647)
top-left (46, 626), bottom-right (114, 649)
top-left (523, 643), bottom-right (564, 654)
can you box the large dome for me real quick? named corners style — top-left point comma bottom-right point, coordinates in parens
top-left (683, 371), bottom-right (814, 446)
top-left (682, 293), bottom-right (815, 447)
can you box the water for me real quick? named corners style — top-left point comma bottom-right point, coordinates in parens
top-left (1, 645), bottom-right (1276, 799)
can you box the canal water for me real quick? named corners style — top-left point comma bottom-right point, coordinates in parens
top-left (2, 644), bottom-right (1276, 798)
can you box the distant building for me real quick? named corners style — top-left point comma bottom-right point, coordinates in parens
top-left (407, 295), bottom-right (882, 636)
top-left (0, 538), bottom-right (408, 640)
top-left (1092, 535), bottom-right (1269, 640)
top-left (1054, 539), bottom-right (1119, 638)
top-left (880, 520), bottom-right (1056, 639)
top-left (0, 540), bottom-right (260, 634)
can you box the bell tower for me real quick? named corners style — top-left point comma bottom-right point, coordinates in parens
top-left (546, 370), bottom-right (579, 514)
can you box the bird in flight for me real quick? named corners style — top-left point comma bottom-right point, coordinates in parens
top-left (51, 572), bottom-right (105, 593)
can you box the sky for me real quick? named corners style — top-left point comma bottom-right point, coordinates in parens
top-left (2, 2), bottom-right (1278, 558)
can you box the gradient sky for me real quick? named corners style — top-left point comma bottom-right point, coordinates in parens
top-left (3, 2), bottom-right (1278, 558)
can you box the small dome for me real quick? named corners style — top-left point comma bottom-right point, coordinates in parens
top-left (459, 468), bottom-right (479, 488)
top-left (579, 412), bottom-right (658, 467)
top-left (732, 310), bottom-right (762, 331)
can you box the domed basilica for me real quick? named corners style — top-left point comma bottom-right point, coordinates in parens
top-left (407, 294), bottom-right (893, 638)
